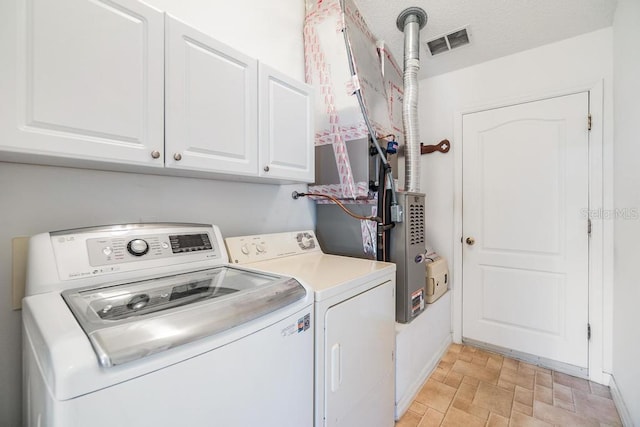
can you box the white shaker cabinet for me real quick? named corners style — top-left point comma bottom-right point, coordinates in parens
top-left (0, 1), bottom-right (313, 183)
top-left (166, 15), bottom-right (313, 182)
top-left (165, 16), bottom-right (259, 176)
top-left (0, 0), bottom-right (165, 167)
top-left (258, 65), bottom-right (314, 183)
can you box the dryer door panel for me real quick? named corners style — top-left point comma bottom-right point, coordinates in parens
top-left (324, 280), bottom-right (395, 427)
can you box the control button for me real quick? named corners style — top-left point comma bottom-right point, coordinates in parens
top-left (102, 247), bottom-right (112, 256)
top-left (241, 244), bottom-right (250, 255)
top-left (256, 244), bottom-right (266, 253)
top-left (127, 239), bottom-right (149, 257)
top-left (161, 242), bottom-right (169, 249)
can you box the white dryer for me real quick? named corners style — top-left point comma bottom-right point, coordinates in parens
top-left (226, 230), bottom-right (396, 427)
top-left (23, 223), bottom-right (314, 427)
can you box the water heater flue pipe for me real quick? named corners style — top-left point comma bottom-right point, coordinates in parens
top-left (397, 7), bottom-right (427, 193)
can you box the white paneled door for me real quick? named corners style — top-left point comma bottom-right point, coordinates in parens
top-left (462, 93), bottom-right (590, 369)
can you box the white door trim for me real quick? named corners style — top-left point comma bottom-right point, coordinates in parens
top-left (452, 80), bottom-right (609, 383)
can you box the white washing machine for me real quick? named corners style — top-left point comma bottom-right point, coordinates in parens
top-left (22, 223), bottom-right (314, 427)
top-left (225, 230), bottom-right (396, 427)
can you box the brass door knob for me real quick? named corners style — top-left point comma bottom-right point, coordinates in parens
top-left (466, 237), bottom-right (475, 245)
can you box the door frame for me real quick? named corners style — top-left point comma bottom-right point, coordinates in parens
top-left (452, 80), bottom-right (611, 384)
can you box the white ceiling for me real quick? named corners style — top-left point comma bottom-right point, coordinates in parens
top-left (354, 0), bottom-right (618, 79)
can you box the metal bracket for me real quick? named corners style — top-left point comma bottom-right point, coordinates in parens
top-left (421, 139), bottom-right (451, 155)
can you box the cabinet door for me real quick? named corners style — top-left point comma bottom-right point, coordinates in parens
top-left (165, 16), bottom-right (258, 175)
top-left (0, 0), bottom-right (164, 166)
top-left (258, 64), bottom-right (314, 182)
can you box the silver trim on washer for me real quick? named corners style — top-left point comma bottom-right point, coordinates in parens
top-left (62, 266), bottom-right (307, 367)
top-left (50, 222), bottom-right (210, 236)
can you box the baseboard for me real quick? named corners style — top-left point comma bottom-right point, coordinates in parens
top-left (609, 375), bottom-right (634, 427)
top-left (462, 338), bottom-right (589, 379)
top-left (395, 333), bottom-right (452, 420)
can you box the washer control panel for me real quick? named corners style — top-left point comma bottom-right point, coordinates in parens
top-left (50, 224), bottom-right (222, 281)
top-left (225, 230), bottom-right (321, 264)
top-left (87, 231), bottom-right (213, 267)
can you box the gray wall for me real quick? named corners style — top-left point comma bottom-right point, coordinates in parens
top-left (0, 162), bottom-right (314, 425)
top-left (612, 0), bottom-right (640, 423)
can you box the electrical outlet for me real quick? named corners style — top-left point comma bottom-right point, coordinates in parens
top-left (12, 237), bottom-right (29, 310)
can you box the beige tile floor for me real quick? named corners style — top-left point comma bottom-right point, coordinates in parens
top-left (396, 344), bottom-right (622, 427)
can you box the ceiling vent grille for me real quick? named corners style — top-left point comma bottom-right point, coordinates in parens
top-left (426, 27), bottom-right (470, 56)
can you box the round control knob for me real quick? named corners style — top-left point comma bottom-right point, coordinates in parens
top-left (241, 244), bottom-right (250, 255)
top-left (127, 239), bottom-right (149, 256)
top-left (296, 232), bottom-right (316, 250)
top-left (256, 243), bottom-right (266, 253)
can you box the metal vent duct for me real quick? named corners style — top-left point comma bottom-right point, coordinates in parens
top-left (397, 7), bottom-right (427, 193)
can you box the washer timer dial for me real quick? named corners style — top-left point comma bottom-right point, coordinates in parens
top-left (127, 239), bottom-right (149, 256)
top-left (296, 232), bottom-right (316, 250)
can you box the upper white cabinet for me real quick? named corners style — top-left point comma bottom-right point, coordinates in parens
top-left (165, 16), bottom-right (259, 176)
top-left (0, 0), bottom-right (313, 183)
top-left (259, 64), bottom-right (314, 183)
top-left (0, 0), bottom-right (165, 166)
top-left (165, 16), bottom-right (313, 182)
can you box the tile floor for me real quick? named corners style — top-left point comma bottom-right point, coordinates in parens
top-left (396, 344), bottom-right (622, 427)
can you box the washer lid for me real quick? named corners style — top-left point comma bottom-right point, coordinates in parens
top-left (62, 266), bottom-right (306, 367)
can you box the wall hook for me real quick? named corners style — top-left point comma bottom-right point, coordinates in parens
top-left (420, 139), bottom-right (450, 155)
